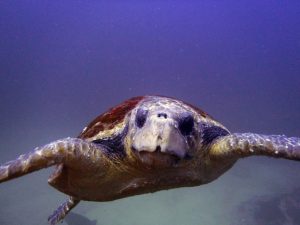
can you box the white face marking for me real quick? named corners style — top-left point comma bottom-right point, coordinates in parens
top-left (129, 97), bottom-right (198, 159)
top-left (132, 113), bottom-right (188, 158)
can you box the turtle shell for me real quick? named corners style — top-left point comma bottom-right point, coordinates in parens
top-left (78, 96), bottom-right (145, 139)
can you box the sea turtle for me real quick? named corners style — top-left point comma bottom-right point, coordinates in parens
top-left (0, 96), bottom-right (299, 224)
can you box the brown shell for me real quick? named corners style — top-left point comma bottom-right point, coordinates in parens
top-left (78, 96), bottom-right (145, 139)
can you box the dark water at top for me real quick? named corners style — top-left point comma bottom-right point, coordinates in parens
top-left (0, 1), bottom-right (300, 225)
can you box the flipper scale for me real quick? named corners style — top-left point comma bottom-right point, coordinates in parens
top-left (210, 133), bottom-right (300, 160)
top-left (0, 138), bottom-right (100, 183)
top-left (48, 196), bottom-right (80, 225)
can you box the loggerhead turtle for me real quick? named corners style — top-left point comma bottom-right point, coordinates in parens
top-left (0, 96), bottom-right (299, 224)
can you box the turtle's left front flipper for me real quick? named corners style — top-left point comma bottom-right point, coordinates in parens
top-left (209, 133), bottom-right (300, 161)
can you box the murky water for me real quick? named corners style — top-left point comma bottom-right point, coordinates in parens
top-left (0, 1), bottom-right (300, 225)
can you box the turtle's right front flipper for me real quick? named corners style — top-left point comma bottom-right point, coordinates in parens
top-left (209, 133), bottom-right (300, 161)
top-left (0, 138), bottom-right (101, 183)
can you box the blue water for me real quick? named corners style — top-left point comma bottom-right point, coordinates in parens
top-left (0, 1), bottom-right (300, 225)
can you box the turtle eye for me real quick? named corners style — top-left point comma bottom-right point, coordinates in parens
top-left (136, 109), bottom-right (148, 128)
top-left (178, 114), bottom-right (194, 136)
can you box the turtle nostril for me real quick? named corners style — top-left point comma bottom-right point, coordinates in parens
top-left (157, 113), bottom-right (167, 119)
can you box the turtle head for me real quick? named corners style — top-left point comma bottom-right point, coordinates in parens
top-left (127, 97), bottom-right (200, 168)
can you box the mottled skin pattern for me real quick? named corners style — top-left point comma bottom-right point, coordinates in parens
top-left (0, 96), bottom-right (299, 225)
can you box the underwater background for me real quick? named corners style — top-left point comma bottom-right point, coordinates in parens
top-left (0, 1), bottom-right (300, 225)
